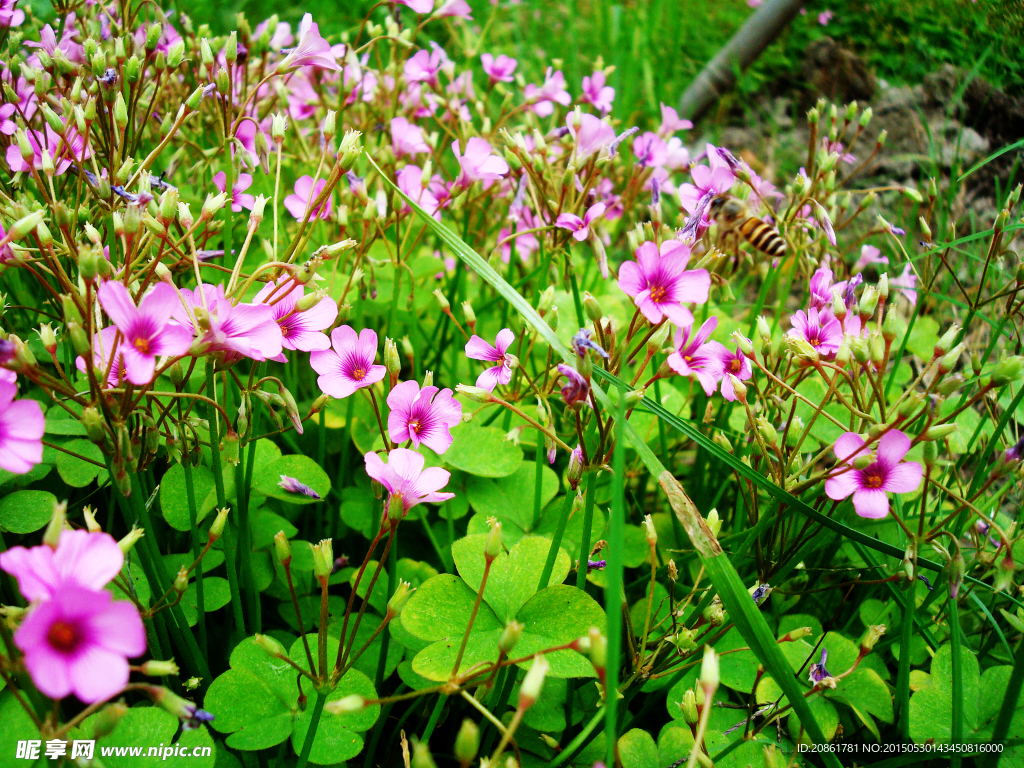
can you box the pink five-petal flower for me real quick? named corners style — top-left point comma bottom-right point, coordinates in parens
top-left (809, 265), bottom-right (835, 310)
top-left (14, 585), bottom-right (146, 703)
top-left (581, 70), bottom-right (615, 114)
top-left (465, 328), bottom-right (515, 392)
top-left (523, 68), bottom-right (571, 117)
top-left (481, 53), bottom-right (517, 84)
top-left (855, 244), bottom-right (888, 272)
top-left (253, 278), bottom-right (337, 358)
top-left (556, 202), bottom-right (606, 242)
top-left (667, 317), bottom-right (725, 396)
top-left (0, 529), bottom-right (124, 602)
top-left (403, 46), bottom-right (448, 87)
top-left (788, 308), bottom-right (843, 356)
top-left (310, 325), bottom-right (386, 399)
top-left (386, 380), bottom-right (463, 454)
top-left (279, 13), bottom-right (340, 71)
top-left (213, 171), bottom-right (256, 212)
top-left (0, 379), bottom-right (43, 474)
top-left (97, 281), bottom-right (192, 386)
top-left (567, 113), bottom-right (616, 163)
top-left (617, 240), bottom-right (710, 326)
top-left (452, 137), bottom-right (509, 185)
top-left (76, 326), bottom-right (127, 387)
top-left (396, 165), bottom-right (441, 219)
top-left (173, 284), bottom-right (283, 362)
top-left (825, 430), bottom-right (923, 519)
top-left (364, 448), bottom-right (454, 517)
top-left (391, 116), bottom-right (431, 157)
top-left (657, 103), bottom-right (693, 137)
top-left (714, 345), bottom-right (752, 401)
top-left (395, 0), bottom-right (434, 13)
top-left (284, 176), bottom-right (332, 221)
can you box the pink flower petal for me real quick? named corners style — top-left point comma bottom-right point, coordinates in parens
top-left (852, 488), bottom-right (890, 519)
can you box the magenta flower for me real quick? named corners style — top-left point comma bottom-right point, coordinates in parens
top-left (7, 127), bottom-right (90, 176)
top-left (452, 138), bottom-right (509, 185)
top-left (788, 308), bottom-right (842, 356)
top-left (465, 329), bottom-right (515, 392)
top-left (818, 10), bottom-right (834, 25)
top-left (395, 0), bottom-right (434, 12)
top-left (557, 364), bottom-right (590, 407)
top-left (567, 113), bottom-right (616, 163)
top-left (397, 165), bottom-right (441, 219)
top-left (97, 281), bottom-right (192, 386)
top-left (13, 585), bottom-right (145, 702)
top-left (617, 240), bottom-right (710, 326)
top-left (809, 266), bottom-right (835, 310)
top-left (391, 117), bottom-right (430, 157)
top-left (253, 278), bottom-right (337, 359)
top-left (657, 103), bottom-right (693, 137)
top-left (679, 145), bottom-right (737, 216)
top-left (436, 0), bottom-right (472, 17)
top-left (0, 530), bottom-right (124, 602)
top-left (0, 0), bottom-right (24, 27)
top-left (213, 171), bottom-right (256, 212)
top-left (556, 202), bottom-right (606, 242)
top-left (825, 430), bottom-right (923, 519)
top-left (279, 13), bottom-right (340, 71)
top-left (714, 345), bottom-right (752, 401)
top-left (364, 448), bottom-right (454, 516)
top-left (174, 284), bottom-right (283, 362)
top-left (285, 176), bottom-right (332, 221)
top-left (581, 70), bottom-right (614, 114)
top-left (387, 380), bottom-right (463, 453)
top-left (481, 53), bottom-right (517, 84)
top-left (0, 379), bottom-right (43, 474)
top-left (891, 264), bottom-right (918, 306)
top-left (404, 46), bottom-right (448, 88)
top-left (855, 244), bottom-right (888, 271)
top-left (632, 132), bottom-right (668, 168)
top-left (76, 326), bottom-right (127, 387)
top-left (279, 475), bottom-right (321, 499)
top-left (524, 68), bottom-right (571, 117)
top-left (667, 317), bottom-right (725, 396)
top-left (310, 325), bottom-right (386, 399)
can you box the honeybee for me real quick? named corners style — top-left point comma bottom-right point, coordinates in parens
top-left (708, 194), bottom-right (786, 258)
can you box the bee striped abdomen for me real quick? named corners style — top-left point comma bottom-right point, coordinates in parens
top-left (739, 217), bottom-right (786, 257)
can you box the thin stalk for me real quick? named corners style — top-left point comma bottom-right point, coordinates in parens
top-left (896, 593), bottom-right (915, 739)
top-left (604, 389), bottom-right (626, 767)
top-left (575, 474), bottom-right (597, 589)
top-left (295, 691), bottom-right (327, 768)
top-left (537, 492), bottom-right (575, 591)
top-left (181, 458), bottom-right (208, 659)
top-left (949, 595), bottom-right (963, 768)
top-left (374, 530), bottom-right (399, 691)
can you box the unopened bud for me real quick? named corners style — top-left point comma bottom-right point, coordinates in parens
top-left (518, 655), bottom-right (549, 709)
top-left (209, 507), bottom-right (229, 541)
top-left (485, 518), bottom-right (503, 560)
top-left (311, 539), bottom-right (334, 578)
top-left (141, 659), bottom-right (180, 677)
top-left (118, 527), bottom-right (145, 554)
top-left (274, 530), bottom-right (291, 564)
top-left (498, 620), bottom-right (523, 654)
top-left (454, 719), bottom-right (479, 767)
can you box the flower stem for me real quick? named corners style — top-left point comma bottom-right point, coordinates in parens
top-left (295, 690), bottom-right (327, 768)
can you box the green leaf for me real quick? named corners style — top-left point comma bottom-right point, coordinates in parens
top-left (904, 315), bottom-right (940, 360)
top-left (55, 438), bottom-right (104, 487)
top-left (618, 728), bottom-right (659, 768)
top-left (88, 707), bottom-right (215, 768)
top-left (464, 461), bottom-right (558, 543)
top-left (0, 490), bottom-right (57, 533)
top-left (255, 455), bottom-right (331, 504)
top-left (443, 423), bottom-right (522, 478)
top-left (826, 668), bottom-right (894, 724)
top-left (401, 574), bottom-right (503, 644)
top-left (0, 690), bottom-right (43, 762)
top-left (159, 463), bottom-right (216, 532)
top-left (180, 577), bottom-right (232, 626)
top-left (251, 508), bottom-right (298, 551)
top-left (0, 463), bottom-right (51, 496)
top-left (45, 415), bottom-right (86, 435)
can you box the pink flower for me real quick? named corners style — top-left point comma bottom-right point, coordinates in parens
top-left (391, 117), bottom-right (430, 157)
top-left (667, 317), bottom-right (725, 396)
top-left (481, 53), bottom-right (517, 84)
top-left (581, 70), bottom-right (614, 114)
top-left (891, 263), bottom-right (918, 306)
top-left (279, 13), bottom-right (340, 71)
top-left (567, 113), bottom-right (616, 163)
top-left (404, 46), bottom-right (448, 88)
top-left (310, 325), bottom-right (386, 399)
top-left (13, 585), bottom-right (145, 702)
top-left (7, 127), bottom-right (90, 175)
top-left (657, 103), bottom-right (693, 137)
top-left (633, 132), bottom-right (668, 168)
top-left (284, 176), bottom-right (332, 221)
top-left (788, 308), bottom-right (842, 356)
top-left (557, 364), bottom-right (590, 407)
top-left (452, 137), bottom-right (509, 185)
top-left (617, 240), bottom-right (710, 326)
top-left (364, 448), bottom-right (454, 516)
top-left (0, 530), bottom-right (124, 602)
top-left (386, 380), bottom-right (463, 453)
top-left (679, 149), bottom-right (736, 217)
top-left (174, 284), bottom-right (283, 362)
top-left (76, 326), bottom-right (127, 387)
top-left (436, 0), bottom-right (472, 17)
top-left (395, 0), bottom-right (434, 12)
top-left (855, 245), bottom-right (888, 272)
top-left (253, 278), bottom-right (337, 359)
top-left (664, 138), bottom-right (691, 171)
top-left (0, 0), bottom-right (25, 27)
top-left (825, 430), bottom-right (923, 518)
top-left (713, 345), bottom-right (752, 401)
top-left (818, 10), bottom-right (834, 25)
top-left (0, 379), bottom-right (43, 474)
top-left (556, 202), bottom-right (606, 242)
top-left (97, 281), bottom-right (192, 386)
top-left (465, 329), bottom-right (515, 391)
top-left (397, 165), bottom-right (441, 219)
top-left (524, 68), bottom-right (571, 117)
top-left (213, 172), bottom-right (256, 212)
top-left (809, 266), bottom-right (835, 310)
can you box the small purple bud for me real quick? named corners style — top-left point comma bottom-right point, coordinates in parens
top-left (557, 363), bottom-right (591, 406)
top-left (916, 574), bottom-right (933, 591)
top-left (572, 328), bottom-right (608, 359)
top-left (681, 191), bottom-right (713, 243)
top-left (808, 648), bottom-right (833, 684)
top-left (890, 225), bottom-right (907, 236)
top-left (278, 475), bottom-right (321, 500)
top-left (608, 126), bottom-right (639, 156)
top-left (587, 559), bottom-right (606, 571)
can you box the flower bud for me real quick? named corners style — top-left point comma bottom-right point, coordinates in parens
top-left (118, 527), bottom-right (145, 554)
top-left (756, 417), bottom-right (778, 447)
top-left (706, 508), bottom-right (722, 538)
top-left (411, 741), bottom-right (437, 768)
top-left (991, 356), bottom-right (1024, 387)
top-left (518, 655), bottom-right (549, 709)
top-left (869, 331), bottom-right (886, 366)
top-left (174, 566), bottom-right (188, 594)
top-left (387, 580), bottom-right (413, 617)
top-left (461, 300), bottom-right (476, 329)
top-left (209, 507), bottom-right (229, 541)
top-left (337, 130), bottom-right (363, 173)
top-left (83, 507), bottom-right (101, 532)
top-left (643, 514), bottom-right (657, 546)
top-left (455, 384), bottom-right (493, 403)
top-left (850, 335), bottom-right (869, 364)
top-left (43, 499), bottom-right (68, 549)
top-left (485, 518), bottom-right (503, 560)
top-left (167, 40), bottom-right (184, 69)
top-left (91, 703), bottom-right (129, 739)
top-left (384, 337), bottom-right (401, 378)
top-left (454, 719), bottom-right (479, 767)
top-left (255, 634), bottom-right (287, 658)
top-left (498, 620), bottom-right (523, 654)
top-left (700, 645), bottom-right (720, 693)
top-left (860, 624), bottom-right (886, 654)
top-left (141, 659), bottom-right (180, 677)
top-left (325, 694), bottom-right (365, 715)
top-left (537, 286), bottom-right (555, 317)
top-left (274, 530), bottom-right (291, 565)
top-left (937, 343), bottom-right (964, 374)
top-left (680, 688), bottom-right (699, 724)
top-left (583, 291), bottom-right (603, 323)
top-left (311, 539), bottom-right (334, 578)
top-left (858, 285), bottom-right (879, 319)
top-left (934, 325), bottom-right (961, 357)
top-left (923, 423), bottom-right (958, 441)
